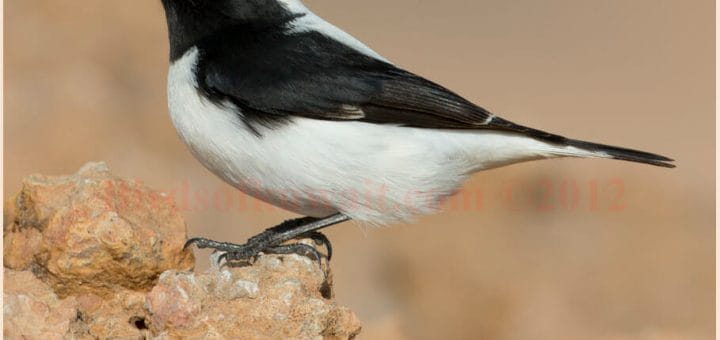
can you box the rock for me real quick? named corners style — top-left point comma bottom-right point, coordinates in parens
top-left (145, 254), bottom-right (362, 339)
top-left (4, 162), bottom-right (194, 297)
top-left (3, 162), bottom-right (361, 339)
top-left (3, 270), bottom-right (78, 339)
top-left (3, 271), bottom-right (149, 339)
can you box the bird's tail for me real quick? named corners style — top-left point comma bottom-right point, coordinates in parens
top-left (487, 117), bottom-right (676, 168)
top-left (562, 139), bottom-right (675, 168)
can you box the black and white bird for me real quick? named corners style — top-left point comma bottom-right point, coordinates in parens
top-left (159, 0), bottom-right (674, 262)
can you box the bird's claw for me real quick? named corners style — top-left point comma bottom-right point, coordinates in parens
top-left (304, 231), bottom-right (333, 261)
top-left (184, 231), bottom-right (333, 268)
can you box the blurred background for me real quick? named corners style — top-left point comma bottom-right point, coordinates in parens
top-left (5, 0), bottom-right (714, 339)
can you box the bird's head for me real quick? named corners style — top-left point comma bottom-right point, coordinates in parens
top-left (160, 0), bottom-right (304, 59)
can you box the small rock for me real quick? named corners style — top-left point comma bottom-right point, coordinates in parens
top-left (146, 254), bottom-right (361, 338)
top-left (3, 162), bottom-right (194, 297)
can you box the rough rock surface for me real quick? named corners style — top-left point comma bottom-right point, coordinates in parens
top-left (4, 162), bottom-right (194, 297)
top-left (4, 163), bottom-right (361, 339)
top-left (3, 270), bottom-right (78, 338)
top-left (145, 253), bottom-right (361, 338)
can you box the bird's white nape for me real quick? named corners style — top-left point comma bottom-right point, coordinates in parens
top-left (277, 0), bottom-right (389, 62)
top-left (275, 0), bottom-right (308, 14)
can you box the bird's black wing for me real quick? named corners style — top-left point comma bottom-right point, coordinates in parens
top-left (195, 28), bottom-right (530, 132)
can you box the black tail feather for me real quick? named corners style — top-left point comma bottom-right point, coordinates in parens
top-left (566, 139), bottom-right (675, 168)
top-left (487, 117), bottom-right (676, 168)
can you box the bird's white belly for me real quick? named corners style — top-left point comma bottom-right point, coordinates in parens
top-left (167, 48), bottom-right (566, 224)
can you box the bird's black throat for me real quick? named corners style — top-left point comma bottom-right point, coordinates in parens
top-left (160, 0), bottom-right (300, 61)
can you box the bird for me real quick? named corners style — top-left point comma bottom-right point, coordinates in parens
top-left (159, 0), bottom-right (674, 263)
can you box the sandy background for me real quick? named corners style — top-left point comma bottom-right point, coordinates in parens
top-left (5, 0), bottom-right (714, 339)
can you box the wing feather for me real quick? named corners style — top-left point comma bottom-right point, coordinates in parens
top-left (196, 28), bottom-right (499, 130)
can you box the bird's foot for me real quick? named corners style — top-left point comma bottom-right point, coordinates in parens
top-left (184, 219), bottom-right (333, 268)
top-left (185, 214), bottom-right (349, 270)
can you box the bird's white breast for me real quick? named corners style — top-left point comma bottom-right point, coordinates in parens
top-left (167, 48), bottom-right (576, 224)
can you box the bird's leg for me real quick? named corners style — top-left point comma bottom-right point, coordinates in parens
top-left (184, 213), bottom-right (349, 266)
